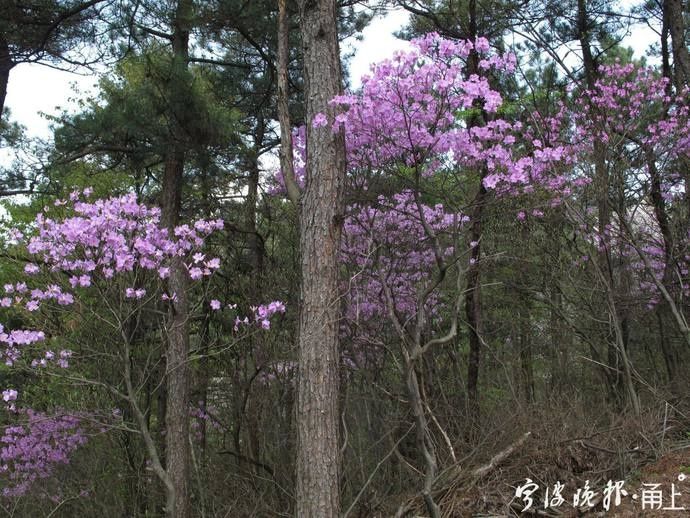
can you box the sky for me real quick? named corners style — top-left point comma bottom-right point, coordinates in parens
top-left (3, 4), bottom-right (658, 141)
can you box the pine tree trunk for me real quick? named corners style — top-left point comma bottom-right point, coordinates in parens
top-left (0, 34), bottom-right (11, 118)
top-left (665, 0), bottom-right (690, 91)
top-left (465, 190), bottom-right (484, 424)
top-left (159, 0), bottom-right (193, 515)
top-left (161, 150), bottom-right (191, 518)
top-left (295, 0), bottom-right (346, 516)
top-left (464, 0), bottom-right (485, 431)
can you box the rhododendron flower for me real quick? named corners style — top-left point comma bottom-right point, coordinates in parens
top-left (312, 112), bottom-right (328, 128)
top-left (0, 410), bottom-right (87, 496)
top-left (268, 301), bottom-right (286, 313)
top-left (125, 288), bottom-right (146, 299)
top-left (2, 389), bottom-right (17, 402)
top-left (205, 258), bottom-right (220, 269)
top-left (23, 264), bottom-right (39, 275)
top-left (57, 293), bottom-right (74, 305)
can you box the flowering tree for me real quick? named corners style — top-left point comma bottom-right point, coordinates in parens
top-left (0, 189), bottom-right (285, 503)
top-left (277, 33), bottom-right (576, 515)
top-left (272, 35), bottom-right (690, 514)
top-left (568, 62), bottom-right (690, 357)
top-left (574, 63), bottom-right (689, 298)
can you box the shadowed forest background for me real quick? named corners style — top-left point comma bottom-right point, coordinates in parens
top-left (0, 0), bottom-right (689, 516)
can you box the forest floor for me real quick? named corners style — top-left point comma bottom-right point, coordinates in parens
top-left (590, 446), bottom-right (690, 517)
top-left (455, 442), bottom-right (690, 517)
top-left (391, 407), bottom-right (690, 517)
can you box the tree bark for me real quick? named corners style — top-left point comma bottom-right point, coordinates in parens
top-left (665, 0), bottom-right (690, 92)
top-left (0, 33), bottom-right (12, 119)
top-left (661, 5), bottom-right (673, 95)
top-left (464, 0), bottom-right (485, 430)
top-left (465, 186), bottom-right (484, 424)
top-left (161, 150), bottom-right (191, 518)
top-left (295, 0), bottom-right (346, 516)
top-left (646, 146), bottom-right (673, 270)
top-left (159, 0), bottom-right (193, 515)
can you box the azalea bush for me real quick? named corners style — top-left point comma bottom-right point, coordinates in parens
top-left (0, 189), bottom-right (285, 498)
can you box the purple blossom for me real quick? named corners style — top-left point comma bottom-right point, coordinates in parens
top-left (2, 389), bottom-right (17, 402)
top-left (23, 264), bottom-right (39, 275)
top-left (312, 112), bottom-right (328, 128)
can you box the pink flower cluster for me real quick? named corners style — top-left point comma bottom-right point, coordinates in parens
top-left (251, 301), bottom-right (286, 329)
top-left (207, 299), bottom-right (286, 330)
top-left (330, 34), bottom-right (515, 174)
top-left (574, 63), bottom-right (690, 199)
top-left (0, 410), bottom-right (87, 497)
top-left (0, 190), bottom-right (230, 496)
top-left (271, 34), bottom-right (582, 215)
top-left (190, 402), bottom-right (222, 441)
top-left (342, 191), bottom-right (463, 323)
top-left (1, 191), bottom-right (225, 403)
top-left (0, 323), bottom-right (47, 375)
top-left (23, 191), bottom-right (223, 305)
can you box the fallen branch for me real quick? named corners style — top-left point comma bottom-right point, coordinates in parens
top-left (472, 432), bottom-right (531, 479)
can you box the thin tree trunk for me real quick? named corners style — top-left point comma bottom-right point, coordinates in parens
top-left (295, 0), bottom-right (347, 516)
top-left (277, 0), bottom-right (301, 205)
top-left (647, 147), bottom-right (673, 264)
top-left (644, 145), bottom-right (680, 371)
top-left (662, 6), bottom-right (673, 96)
top-left (246, 124), bottom-right (265, 283)
top-left (245, 133), bottom-right (264, 470)
top-left (405, 358), bottom-right (440, 518)
top-left (465, 190), bottom-right (484, 424)
top-left (518, 291), bottom-right (534, 404)
top-left (577, 0), bottom-right (624, 401)
top-left (657, 311), bottom-right (677, 384)
top-left (549, 285), bottom-right (569, 392)
top-left (663, 0), bottom-right (690, 235)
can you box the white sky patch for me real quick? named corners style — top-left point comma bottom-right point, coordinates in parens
top-left (344, 8), bottom-right (411, 89)
top-left (5, 65), bottom-right (98, 140)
